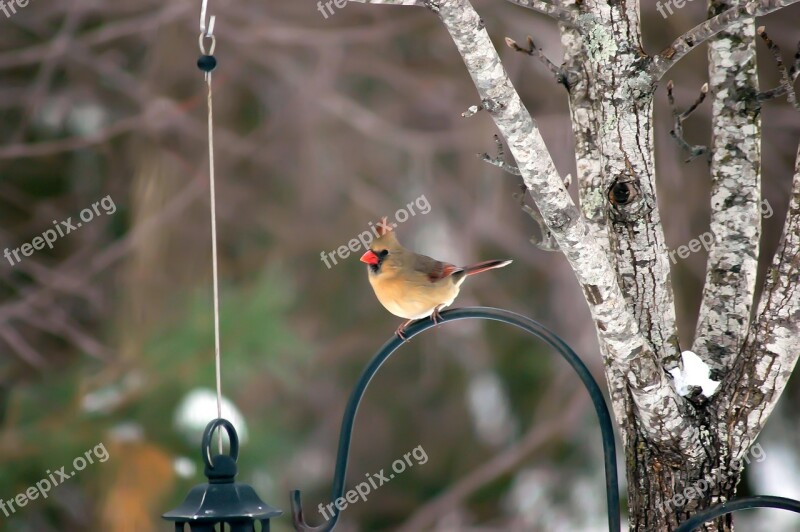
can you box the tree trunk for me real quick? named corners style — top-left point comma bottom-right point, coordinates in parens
top-left (627, 421), bottom-right (741, 531)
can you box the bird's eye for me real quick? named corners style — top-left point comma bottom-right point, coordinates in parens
top-left (378, 250), bottom-right (389, 257)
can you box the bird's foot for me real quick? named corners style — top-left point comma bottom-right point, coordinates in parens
top-left (431, 306), bottom-right (444, 325)
top-left (395, 319), bottom-right (416, 342)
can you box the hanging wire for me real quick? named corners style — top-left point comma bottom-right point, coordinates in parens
top-left (198, 0), bottom-right (223, 454)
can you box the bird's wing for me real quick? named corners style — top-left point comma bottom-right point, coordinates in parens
top-left (413, 254), bottom-right (464, 283)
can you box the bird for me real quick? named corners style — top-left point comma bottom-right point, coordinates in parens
top-left (359, 218), bottom-right (512, 340)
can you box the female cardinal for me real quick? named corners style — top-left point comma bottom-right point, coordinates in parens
top-left (360, 218), bottom-right (512, 339)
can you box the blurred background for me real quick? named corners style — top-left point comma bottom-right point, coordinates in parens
top-left (0, 0), bottom-right (798, 530)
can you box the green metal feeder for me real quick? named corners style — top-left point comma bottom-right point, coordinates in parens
top-left (163, 418), bottom-right (282, 532)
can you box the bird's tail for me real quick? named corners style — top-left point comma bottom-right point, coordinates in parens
top-left (463, 259), bottom-right (513, 276)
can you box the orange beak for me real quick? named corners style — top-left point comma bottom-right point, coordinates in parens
top-left (360, 250), bottom-right (379, 265)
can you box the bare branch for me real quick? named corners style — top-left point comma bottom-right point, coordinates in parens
top-left (514, 185), bottom-right (561, 251)
top-left (481, 137), bottom-right (566, 251)
top-left (505, 36), bottom-right (573, 90)
top-left (719, 143), bottom-right (800, 455)
top-left (0, 167), bottom-right (206, 330)
top-left (502, 0), bottom-right (581, 28)
top-left (397, 385), bottom-right (586, 531)
top-left (692, 13), bottom-right (761, 377)
top-left (0, 324), bottom-right (48, 369)
top-left (0, 115), bottom-right (144, 160)
top-left (666, 80), bottom-right (709, 163)
top-left (0, 3), bottom-right (189, 70)
top-left (22, 311), bottom-right (112, 361)
top-left (756, 26), bottom-right (800, 109)
top-left (350, 0), bottom-right (427, 4)
top-left (478, 153), bottom-right (521, 174)
top-left (558, 7), bottom-right (609, 255)
top-left (462, 98), bottom-right (505, 117)
top-left (478, 134), bottom-right (521, 175)
top-left (650, 0), bottom-right (800, 81)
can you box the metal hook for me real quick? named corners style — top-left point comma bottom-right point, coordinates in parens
top-left (290, 307), bottom-right (620, 532)
top-left (199, 0), bottom-right (217, 57)
top-left (202, 0), bottom-right (217, 58)
top-left (200, 0), bottom-right (216, 37)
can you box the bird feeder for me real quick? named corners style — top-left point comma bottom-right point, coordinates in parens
top-left (163, 418), bottom-right (282, 531)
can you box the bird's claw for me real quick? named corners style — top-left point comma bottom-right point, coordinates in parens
top-left (396, 310), bottom-right (443, 342)
top-left (395, 319), bottom-right (415, 342)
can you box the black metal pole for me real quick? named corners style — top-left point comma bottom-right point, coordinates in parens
top-left (290, 306), bottom-right (620, 532)
top-left (675, 495), bottom-right (800, 531)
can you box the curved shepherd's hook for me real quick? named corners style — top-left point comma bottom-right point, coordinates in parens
top-left (675, 496), bottom-right (800, 531)
top-left (291, 306), bottom-right (621, 532)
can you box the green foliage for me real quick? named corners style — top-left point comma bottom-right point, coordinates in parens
top-left (141, 265), bottom-right (314, 476)
top-left (0, 267), bottom-right (314, 529)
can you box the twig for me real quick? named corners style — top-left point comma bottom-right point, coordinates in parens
top-left (0, 3), bottom-right (190, 70)
top-left (0, 114), bottom-right (143, 160)
top-left (756, 26), bottom-right (800, 110)
top-left (505, 36), bottom-right (572, 90)
top-left (21, 311), bottom-right (112, 361)
top-left (515, 185), bottom-right (561, 251)
top-left (10, 6), bottom-right (85, 146)
top-left (462, 98), bottom-right (505, 117)
top-left (477, 134), bottom-right (521, 175)
top-left (348, 0), bottom-right (427, 4)
top-left (502, 0), bottom-right (581, 27)
top-left (478, 132), bottom-right (570, 253)
top-left (0, 325), bottom-right (48, 369)
top-left (0, 160), bottom-right (206, 328)
top-left (650, 1), bottom-right (800, 81)
top-left (667, 80), bottom-right (709, 163)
